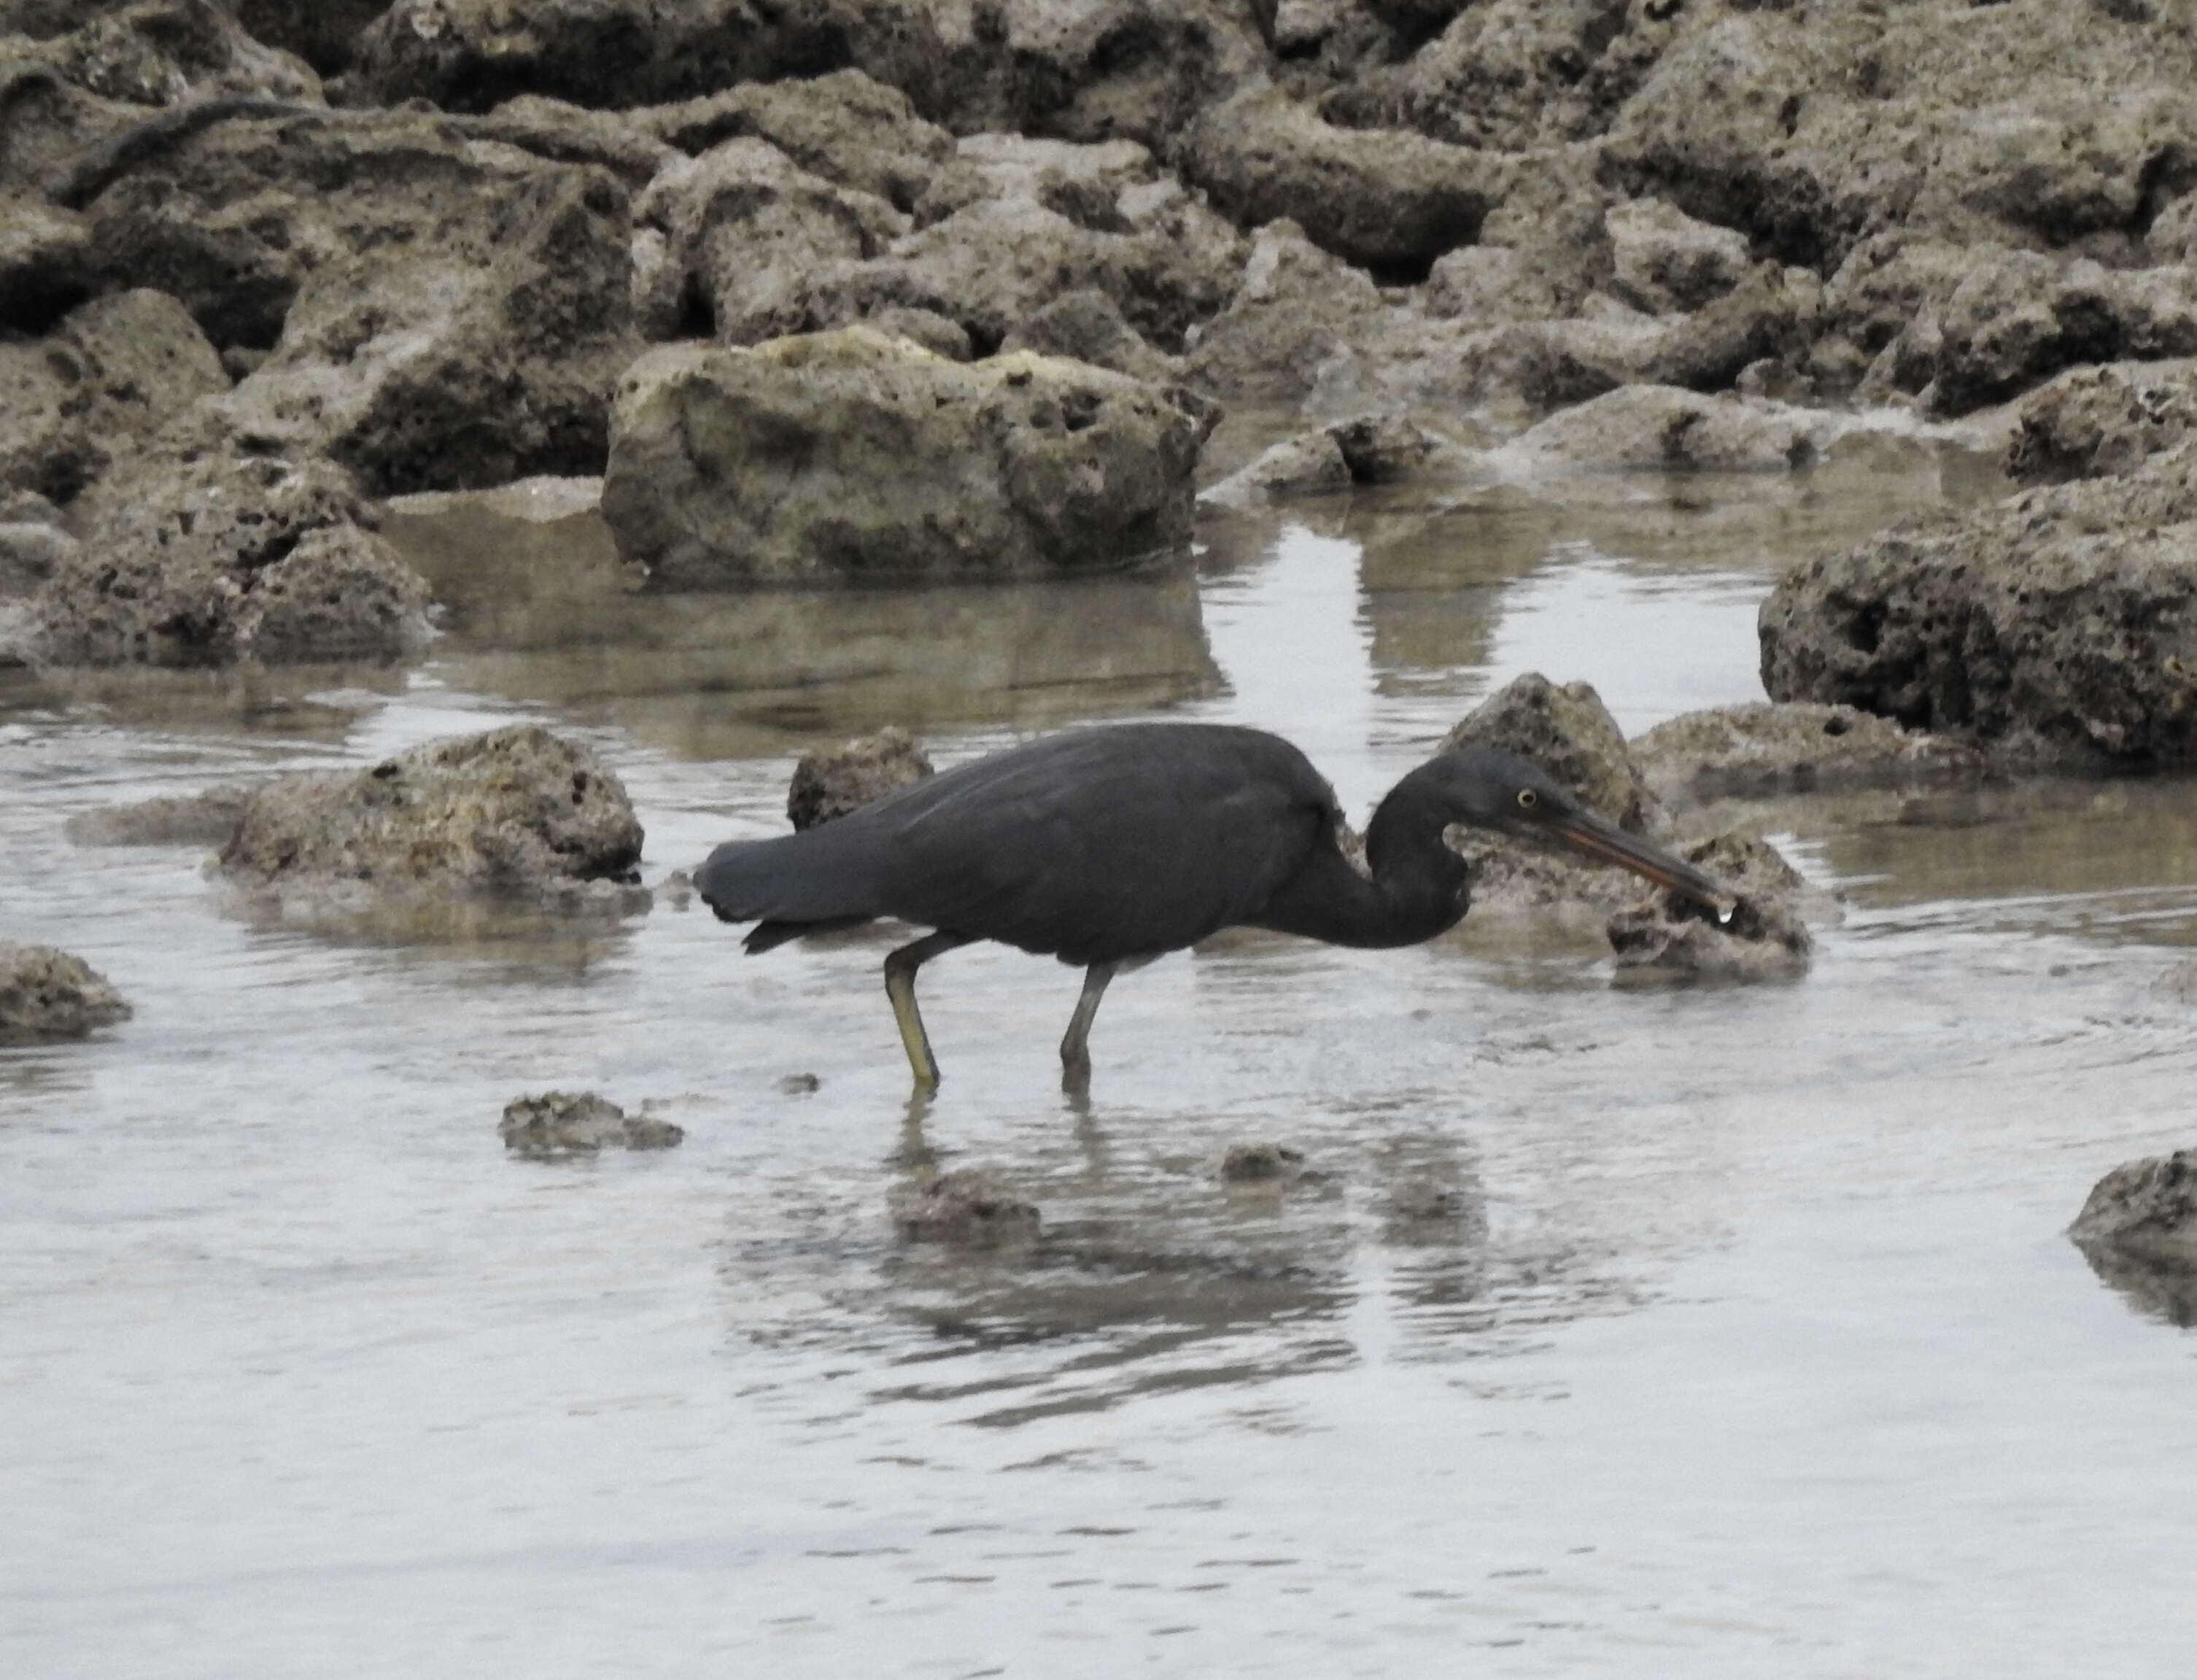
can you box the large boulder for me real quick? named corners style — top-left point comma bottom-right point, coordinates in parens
top-left (219, 724), bottom-right (645, 897)
top-left (2070, 1147), bottom-right (2197, 1270)
top-left (24, 443), bottom-right (431, 667)
top-left (71, 103), bottom-right (638, 492)
top-left (602, 327), bottom-right (1206, 587)
top-left (1759, 438), bottom-right (2197, 766)
top-left (0, 286), bottom-right (227, 503)
top-left (0, 941), bottom-right (130, 1042)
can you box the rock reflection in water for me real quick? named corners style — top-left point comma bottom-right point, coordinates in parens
top-left (383, 479), bottom-right (1221, 759)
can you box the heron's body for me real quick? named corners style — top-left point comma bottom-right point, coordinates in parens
top-left (697, 723), bottom-right (1729, 1088)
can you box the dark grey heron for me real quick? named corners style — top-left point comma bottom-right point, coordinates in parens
top-left (697, 723), bottom-right (1732, 1088)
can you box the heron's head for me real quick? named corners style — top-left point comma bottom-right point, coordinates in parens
top-left (1427, 748), bottom-right (1735, 913)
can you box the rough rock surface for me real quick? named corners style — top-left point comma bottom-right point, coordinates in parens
top-left (0, 940), bottom-right (131, 1042)
top-left (500, 1090), bottom-right (682, 1156)
top-left (1606, 832), bottom-right (1814, 986)
top-left (1506, 384), bottom-right (1829, 475)
top-left (25, 445), bottom-right (431, 667)
top-left (1182, 85), bottom-right (1498, 273)
top-left (1760, 438), bottom-right (2197, 766)
top-left (1632, 702), bottom-right (1988, 806)
top-left (2069, 1147), bottom-right (2197, 1269)
top-left (889, 1168), bottom-right (1040, 1248)
top-left (72, 103), bottom-right (638, 493)
top-left (1605, 196), bottom-right (1753, 316)
top-left (0, 287), bottom-right (227, 504)
top-left (603, 327), bottom-right (1205, 587)
top-left (1219, 1141), bottom-right (1306, 1185)
top-left (2004, 361), bottom-right (2197, 487)
top-left (786, 725), bottom-right (933, 832)
top-left (218, 724), bottom-right (645, 897)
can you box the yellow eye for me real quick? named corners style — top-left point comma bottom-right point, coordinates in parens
top-left (1516, 789), bottom-right (1538, 810)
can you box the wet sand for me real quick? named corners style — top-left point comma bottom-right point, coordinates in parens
top-left (5, 451), bottom-right (2196, 1676)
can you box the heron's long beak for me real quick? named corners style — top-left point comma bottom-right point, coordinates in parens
top-left (1541, 810), bottom-right (1737, 913)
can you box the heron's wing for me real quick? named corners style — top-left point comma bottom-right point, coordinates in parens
top-left (872, 726), bottom-right (1334, 965)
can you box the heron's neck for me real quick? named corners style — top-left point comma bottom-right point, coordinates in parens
top-left (1252, 767), bottom-right (1471, 949)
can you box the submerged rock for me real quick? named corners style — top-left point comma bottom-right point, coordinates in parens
top-left (1606, 832), bottom-right (1814, 985)
top-left (219, 725), bottom-right (644, 899)
top-left (787, 727), bottom-right (933, 832)
top-left (66, 785), bottom-right (255, 848)
top-left (1220, 1142), bottom-right (1306, 1185)
top-left (1632, 702), bottom-right (1988, 807)
top-left (500, 1091), bottom-right (682, 1156)
top-left (1507, 384), bottom-right (1829, 475)
top-left (603, 327), bottom-right (1204, 587)
top-left (0, 942), bottom-right (131, 1042)
top-left (890, 1169), bottom-right (1040, 1248)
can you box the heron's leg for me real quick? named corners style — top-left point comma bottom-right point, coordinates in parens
top-left (1058, 961), bottom-right (1118, 1083)
top-left (883, 932), bottom-right (974, 1091)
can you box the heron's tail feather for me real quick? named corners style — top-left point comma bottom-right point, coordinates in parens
top-left (695, 827), bottom-right (888, 944)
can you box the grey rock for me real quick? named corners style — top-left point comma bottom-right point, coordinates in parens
top-left (1184, 218), bottom-right (1391, 402)
top-left (1200, 411), bottom-right (1452, 507)
top-left (2069, 1147), bottom-right (2197, 1269)
top-left (65, 783), bottom-right (254, 847)
top-left (0, 191), bottom-right (92, 330)
top-left (631, 136), bottom-right (906, 346)
top-left (500, 1091), bottom-right (682, 1156)
top-left (787, 726), bottom-right (934, 832)
top-left (26, 444), bottom-right (430, 667)
top-left (1220, 1141), bottom-right (1306, 1185)
top-left (1001, 288), bottom-right (1182, 387)
top-left (640, 69), bottom-right (953, 214)
top-left (1507, 385), bottom-right (1828, 475)
top-left (1632, 702), bottom-right (1988, 806)
top-left (0, 941), bottom-right (130, 1042)
top-left (890, 1169), bottom-right (1039, 1248)
top-left (459, 94), bottom-right (680, 189)
top-left (1759, 440), bottom-right (2197, 766)
top-left (1645, 266), bottom-right (1823, 395)
top-left (0, 287), bottom-right (228, 504)
top-left (77, 104), bottom-right (638, 492)
top-left (1606, 832), bottom-right (1813, 986)
top-left (219, 724), bottom-right (645, 897)
top-left (603, 328), bottom-right (1204, 588)
top-left (2004, 360), bottom-right (2197, 487)
top-left (0, 520), bottom-right (75, 593)
top-left (1181, 85), bottom-right (1501, 271)
top-left (1605, 197), bottom-right (1754, 316)
top-left (232, 2), bottom-right (391, 76)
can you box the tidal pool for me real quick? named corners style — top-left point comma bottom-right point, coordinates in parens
top-left (4, 445), bottom-right (2195, 1677)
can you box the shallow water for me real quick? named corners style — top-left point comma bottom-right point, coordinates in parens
top-left (5, 445), bottom-right (2196, 1677)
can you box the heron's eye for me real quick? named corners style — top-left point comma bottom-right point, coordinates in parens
top-left (1516, 788), bottom-right (1538, 810)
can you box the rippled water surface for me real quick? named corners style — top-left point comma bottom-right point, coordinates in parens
top-left (6, 446), bottom-right (2196, 1677)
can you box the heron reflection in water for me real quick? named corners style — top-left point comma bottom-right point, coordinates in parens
top-left (698, 723), bottom-right (1733, 1090)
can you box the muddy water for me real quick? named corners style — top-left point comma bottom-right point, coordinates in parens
top-left (6, 445), bottom-right (2197, 1677)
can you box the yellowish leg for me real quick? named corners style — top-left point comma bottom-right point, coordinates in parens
top-left (882, 932), bottom-right (972, 1091)
top-left (1059, 961), bottom-right (1117, 1085)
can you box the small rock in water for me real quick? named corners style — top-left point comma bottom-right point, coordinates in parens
top-left (787, 727), bottom-right (934, 831)
top-left (2069, 1147), bottom-right (2197, 1325)
top-left (0, 943), bottom-right (131, 1042)
top-left (1606, 832), bottom-right (1815, 984)
top-left (890, 1169), bottom-right (1039, 1247)
top-left (778, 1072), bottom-right (821, 1096)
top-left (1220, 1142), bottom-right (1306, 1185)
top-left (499, 1091), bottom-right (683, 1157)
top-left (2069, 1147), bottom-right (2197, 1268)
